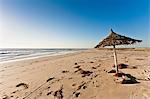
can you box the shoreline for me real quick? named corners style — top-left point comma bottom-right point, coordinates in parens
top-left (0, 48), bottom-right (150, 99)
top-left (0, 49), bottom-right (87, 64)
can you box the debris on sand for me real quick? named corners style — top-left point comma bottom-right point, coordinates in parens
top-left (121, 74), bottom-right (139, 84)
top-left (83, 85), bottom-right (87, 89)
top-left (112, 63), bottom-right (128, 69)
top-left (128, 66), bottom-right (137, 69)
top-left (72, 83), bottom-right (76, 86)
top-left (75, 92), bottom-right (80, 97)
top-left (16, 83), bottom-right (29, 89)
top-left (118, 63), bottom-right (128, 69)
top-left (77, 83), bottom-right (86, 90)
top-left (47, 91), bottom-right (53, 96)
top-left (114, 73), bottom-right (125, 77)
top-left (90, 61), bottom-right (94, 63)
top-left (72, 82), bottom-right (87, 98)
top-left (74, 68), bottom-right (82, 73)
top-left (74, 65), bottom-right (80, 68)
top-left (47, 77), bottom-right (55, 82)
top-left (114, 73), bottom-right (139, 84)
top-left (80, 70), bottom-right (93, 77)
top-left (135, 58), bottom-right (144, 60)
top-left (113, 63), bottom-right (137, 69)
top-left (62, 70), bottom-right (69, 73)
top-left (73, 91), bottom-right (81, 98)
top-left (53, 85), bottom-right (63, 99)
top-left (92, 67), bottom-right (97, 69)
top-left (68, 77), bottom-right (73, 80)
top-left (75, 63), bottom-right (78, 65)
top-left (121, 79), bottom-right (138, 84)
top-left (74, 68), bottom-right (93, 77)
top-left (108, 69), bottom-right (116, 73)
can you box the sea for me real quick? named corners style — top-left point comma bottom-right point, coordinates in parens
top-left (0, 48), bottom-right (87, 63)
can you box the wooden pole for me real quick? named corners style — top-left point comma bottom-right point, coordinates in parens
top-left (113, 45), bottom-right (118, 73)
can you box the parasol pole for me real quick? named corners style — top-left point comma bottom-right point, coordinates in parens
top-left (113, 45), bottom-right (118, 73)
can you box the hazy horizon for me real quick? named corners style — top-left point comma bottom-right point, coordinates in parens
top-left (0, 0), bottom-right (150, 48)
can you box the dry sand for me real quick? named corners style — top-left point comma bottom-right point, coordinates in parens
top-left (0, 48), bottom-right (150, 99)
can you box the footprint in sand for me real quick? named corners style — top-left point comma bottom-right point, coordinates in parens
top-left (47, 91), bottom-right (53, 96)
top-left (52, 85), bottom-right (63, 99)
top-left (92, 67), bottom-right (97, 69)
top-left (2, 95), bottom-right (9, 99)
top-left (74, 92), bottom-right (80, 97)
top-left (0, 70), bottom-right (5, 72)
top-left (11, 83), bottom-right (29, 97)
top-left (15, 83), bottom-right (29, 91)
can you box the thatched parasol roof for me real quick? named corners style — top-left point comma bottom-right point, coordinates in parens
top-left (95, 29), bottom-right (142, 48)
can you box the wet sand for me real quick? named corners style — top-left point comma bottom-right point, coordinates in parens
top-left (0, 48), bottom-right (150, 99)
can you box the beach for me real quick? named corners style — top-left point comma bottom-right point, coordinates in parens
top-left (0, 48), bottom-right (150, 99)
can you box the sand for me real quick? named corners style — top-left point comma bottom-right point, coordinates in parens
top-left (0, 48), bottom-right (150, 99)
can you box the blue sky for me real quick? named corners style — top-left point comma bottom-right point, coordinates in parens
top-left (0, 0), bottom-right (149, 48)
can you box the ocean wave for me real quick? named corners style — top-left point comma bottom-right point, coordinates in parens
top-left (0, 48), bottom-right (87, 63)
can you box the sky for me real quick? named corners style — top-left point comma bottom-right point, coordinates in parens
top-left (0, 0), bottom-right (149, 48)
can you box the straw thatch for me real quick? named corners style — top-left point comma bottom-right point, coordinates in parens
top-left (95, 29), bottom-right (142, 74)
top-left (95, 29), bottom-right (142, 48)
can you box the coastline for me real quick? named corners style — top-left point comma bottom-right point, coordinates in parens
top-left (0, 49), bottom-right (87, 64)
top-left (0, 48), bottom-right (150, 99)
